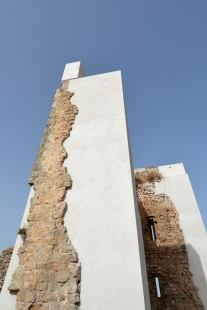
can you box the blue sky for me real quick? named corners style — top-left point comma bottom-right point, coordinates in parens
top-left (0, 0), bottom-right (207, 252)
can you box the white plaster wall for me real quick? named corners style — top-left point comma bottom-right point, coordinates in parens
top-left (0, 187), bottom-right (34, 309)
top-left (62, 61), bottom-right (85, 81)
top-left (0, 62), bottom-right (150, 309)
top-left (63, 71), bottom-right (151, 310)
top-left (156, 163), bottom-right (207, 309)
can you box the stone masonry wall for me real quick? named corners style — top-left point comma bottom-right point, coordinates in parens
top-left (8, 80), bottom-right (81, 310)
top-left (135, 167), bottom-right (204, 310)
top-left (0, 247), bottom-right (13, 292)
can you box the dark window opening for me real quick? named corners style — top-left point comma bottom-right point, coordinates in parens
top-left (147, 218), bottom-right (156, 241)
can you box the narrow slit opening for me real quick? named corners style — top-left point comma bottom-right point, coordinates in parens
top-left (155, 277), bottom-right (161, 298)
top-left (148, 218), bottom-right (156, 241)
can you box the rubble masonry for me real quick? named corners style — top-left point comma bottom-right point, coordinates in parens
top-left (135, 167), bottom-right (204, 310)
top-left (8, 81), bottom-right (81, 310)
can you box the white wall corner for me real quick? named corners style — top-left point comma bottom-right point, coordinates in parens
top-left (61, 61), bottom-right (86, 81)
top-left (158, 163), bottom-right (186, 177)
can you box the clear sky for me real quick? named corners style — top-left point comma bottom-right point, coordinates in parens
top-left (0, 0), bottom-right (207, 252)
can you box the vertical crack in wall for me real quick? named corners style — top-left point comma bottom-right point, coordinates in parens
top-left (8, 81), bottom-right (81, 310)
top-left (135, 167), bottom-right (204, 310)
top-left (0, 247), bottom-right (13, 292)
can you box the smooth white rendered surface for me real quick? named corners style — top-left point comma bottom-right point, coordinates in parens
top-left (0, 63), bottom-right (150, 309)
top-left (0, 187), bottom-right (34, 309)
top-left (62, 61), bottom-right (85, 81)
top-left (156, 163), bottom-right (207, 309)
top-left (63, 70), bottom-right (151, 310)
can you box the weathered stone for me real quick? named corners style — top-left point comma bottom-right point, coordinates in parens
top-left (58, 293), bottom-right (65, 301)
top-left (9, 84), bottom-right (81, 309)
top-left (25, 290), bottom-right (36, 303)
top-left (36, 282), bottom-right (47, 291)
top-left (57, 270), bottom-right (70, 283)
top-left (67, 292), bottom-right (80, 303)
top-left (8, 281), bottom-right (20, 292)
top-left (53, 202), bottom-right (67, 219)
top-left (60, 254), bottom-right (69, 264)
top-left (47, 282), bottom-right (54, 292)
top-left (135, 167), bottom-right (204, 310)
top-left (0, 246), bottom-right (13, 291)
top-left (28, 284), bottom-right (36, 291)
top-left (59, 305), bottom-right (77, 310)
top-left (49, 301), bottom-right (60, 310)
top-left (23, 303), bottom-right (32, 310)
top-left (29, 305), bottom-right (42, 310)
top-left (68, 306), bottom-right (77, 310)
top-left (37, 292), bottom-right (46, 303)
top-left (69, 252), bottom-right (77, 263)
top-left (44, 291), bottom-right (56, 302)
top-left (68, 263), bottom-right (81, 279)
top-left (17, 290), bottom-right (25, 302)
top-left (67, 280), bottom-right (78, 294)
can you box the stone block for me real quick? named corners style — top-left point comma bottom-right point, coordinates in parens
top-left (57, 271), bottom-right (70, 283)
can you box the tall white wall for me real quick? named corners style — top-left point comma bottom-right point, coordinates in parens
top-left (156, 163), bottom-right (207, 309)
top-left (64, 67), bottom-right (151, 310)
top-left (0, 62), bottom-right (151, 310)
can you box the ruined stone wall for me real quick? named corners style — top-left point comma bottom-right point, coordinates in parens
top-left (135, 167), bottom-right (204, 310)
top-left (8, 81), bottom-right (81, 310)
top-left (0, 247), bottom-right (13, 292)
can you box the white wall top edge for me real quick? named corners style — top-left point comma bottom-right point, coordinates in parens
top-left (61, 61), bottom-right (86, 81)
top-left (61, 61), bottom-right (123, 83)
top-left (134, 163), bottom-right (186, 177)
top-left (158, 163), bottom-right (186, 177)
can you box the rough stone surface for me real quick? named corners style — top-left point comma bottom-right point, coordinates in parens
top-left (9, 80), bottom-right (81, 310)
top-left (0, 247), bottom-right (13, 292)
top-left (135, 167), bottom-right (204, 310)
